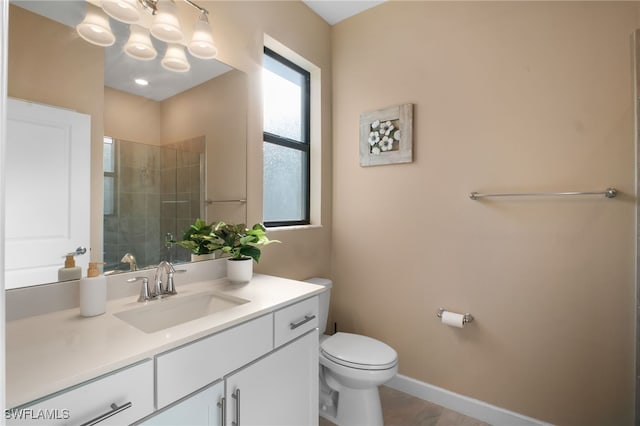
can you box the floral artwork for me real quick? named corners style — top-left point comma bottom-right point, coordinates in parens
top-left (368, 119), bottom-right (401, 155)
top-left (360, 103), bottom-right (413, 166)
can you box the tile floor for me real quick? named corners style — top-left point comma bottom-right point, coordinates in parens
top-left (319, 386), bottom-right (492, 426)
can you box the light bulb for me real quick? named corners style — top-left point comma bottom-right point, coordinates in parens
top-left (76, 4), bottom-right (115, 47)
top-left (102, 0), bottom-right (140, 24)
top-left (125, 25), bottom-right (157, 60)
top-left (161, 44), bottom-right (191, 72)
top-left (151, 0), bottom-right (184, 43)
top-left (188, 12), bottom-right (217, 59)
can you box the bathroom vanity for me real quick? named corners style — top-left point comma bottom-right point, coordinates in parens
top-left (5, 270), bottom-right (324, 425)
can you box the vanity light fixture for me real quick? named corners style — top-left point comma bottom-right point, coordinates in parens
top-left (102, 0), bottom-right (141, 24)
top-left (161, 44), bottom-right (191, 72)
top-left (77, 0), bottom-right (217, 71)
top-left (76, 3), bottom-right (116, 47)
top-left (124, 25), bottom-right (157, 60)
top-left (188, 12), bottom-right (217, 59)
top-left (150, 0), bottom-right (184, 42)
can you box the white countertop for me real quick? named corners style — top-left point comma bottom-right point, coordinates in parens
top-left (6, 274), bottom-right (325, 408)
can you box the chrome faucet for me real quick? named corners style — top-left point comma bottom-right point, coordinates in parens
top-left (128, 261), bottom-right (184, 302)
top-left (121, 253), bottom-right (137, 271)
top-left (154, 261), bottom-right (185, 297)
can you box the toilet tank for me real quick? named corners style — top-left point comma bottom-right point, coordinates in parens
top-left (304, 277), bottom-right (332, 334)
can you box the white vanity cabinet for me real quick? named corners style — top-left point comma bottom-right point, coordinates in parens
top-left (6, 359), bottom-right (154, 426)
top-left (6, 285), bottom-right (322, 426)
top-left (150, 296), bottom-right (320, 426)
top-left (138, 382), bottom-right (225, 426)
top-left (225, 330), bottom-right (319, 426)
top-left (155, 314), bottom-right (274, 409)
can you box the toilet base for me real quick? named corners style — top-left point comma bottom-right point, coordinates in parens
top-left (334, 386), bottom-right (383, 426)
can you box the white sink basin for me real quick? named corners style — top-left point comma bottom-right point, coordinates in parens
top-left (114, 291), bottom-right (250, 333)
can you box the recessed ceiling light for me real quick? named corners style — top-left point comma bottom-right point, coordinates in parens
top-left (135, 78), bottom-right (149, 86)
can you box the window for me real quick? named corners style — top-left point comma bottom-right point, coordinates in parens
top-left (103, 136), bottom-right (116, 216)
top-left (262, 47), bottom-right (311, 227)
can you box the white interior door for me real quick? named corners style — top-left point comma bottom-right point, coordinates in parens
top-left (5, 98), bottom-right (90, 289)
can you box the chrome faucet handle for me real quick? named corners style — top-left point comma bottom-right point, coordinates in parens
top-left (127, 277), bottom-right (152, 302)
top-left (164, 268), bottom-right (186, 295)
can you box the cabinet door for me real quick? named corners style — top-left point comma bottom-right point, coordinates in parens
top-left (138, 382), bottom-right (224, 426)
top-left (225, 330), bottom-right (318, 426)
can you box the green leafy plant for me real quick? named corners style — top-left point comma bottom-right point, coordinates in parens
top-left (210, 222), bottom-right (279, 263)
top-left (174, 218), bottom-right (217, 255)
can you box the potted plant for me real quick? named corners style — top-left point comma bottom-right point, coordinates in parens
top-left (174, 218), bottom-right (217, 261)
top-left (209, 222), bottom-right (280, 283)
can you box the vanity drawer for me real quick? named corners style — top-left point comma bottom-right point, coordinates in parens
top-left (274, 296), bottom-right (319, 347)
top-left (156, 313), bottom-right (273, 409)
top-left (7, 359), bottom-right (153, 426)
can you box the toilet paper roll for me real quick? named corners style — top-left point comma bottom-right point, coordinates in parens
top-left (441, 311), bottom-right (465, 328)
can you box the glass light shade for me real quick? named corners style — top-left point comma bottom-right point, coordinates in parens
top-left (150, 0), bottom-right (184, 43)
top-left (124, 25), bottom-right (157, 60)
top-left (161, 44), bottom-right (190, 72)
top-left (187, 13), bottom-right (217, 59)
top-left (102, 0), bottom-right (140, 24)
top-left (76, 5), bottom-right (115, 47)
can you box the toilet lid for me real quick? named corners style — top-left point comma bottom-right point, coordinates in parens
top-left (321, 332), bottom-right (397, 370)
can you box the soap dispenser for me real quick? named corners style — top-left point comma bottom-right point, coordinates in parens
top-left (80, 262), bottom-right (107, 317)
top-left (58, 253), bottom-right (82, 281)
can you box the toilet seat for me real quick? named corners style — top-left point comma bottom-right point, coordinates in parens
top-left (321, 332), bottom-right (397, 371)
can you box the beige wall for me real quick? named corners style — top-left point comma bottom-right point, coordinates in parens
top-left (331, 2), bottom-right (637, 425)
top-left (104, 88), bottom-right (162, 145)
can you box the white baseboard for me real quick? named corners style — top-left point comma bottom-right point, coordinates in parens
top-left (386, 374), bottom-right (554, 426)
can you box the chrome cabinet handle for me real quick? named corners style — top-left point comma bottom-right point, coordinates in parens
top-left (232, 389), bottom-right (240, 426)
top-left (79, 402), bottom-right (132, 426)
top-left (217, 396), bottom-right (226, 425)
top-left (290, 314), bottom-right (316, 330)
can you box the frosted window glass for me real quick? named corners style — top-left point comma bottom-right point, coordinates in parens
top-left (104, 176), bottom-right (114, 215)
top-left (263, 55), bottom-right (304, 141)
top-left (103, 136), bottom-right (114, 173)
top-left (263, 142), bottom-right (306, 222)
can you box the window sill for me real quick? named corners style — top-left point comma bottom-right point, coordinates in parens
top-left (266, 224), bottom-right (323, 232)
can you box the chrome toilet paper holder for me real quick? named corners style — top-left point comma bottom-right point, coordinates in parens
top-left (436, 308), bottom-right (474, 325)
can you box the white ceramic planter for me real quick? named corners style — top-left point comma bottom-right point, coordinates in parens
top-left (226, 258), bottom-right (253, 283)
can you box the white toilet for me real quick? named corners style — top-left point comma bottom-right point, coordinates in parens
top-left (305, 278), bottom-right (398, 426)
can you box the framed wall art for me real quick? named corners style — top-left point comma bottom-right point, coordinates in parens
top-left (359, 103), bottom-right (413, 167)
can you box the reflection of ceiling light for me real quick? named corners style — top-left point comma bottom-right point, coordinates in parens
top-left (102, 0), bottom-right (141, 24)
top-left (161, 44), bottom-right (190, 72)
top-left (76, 3), bottom-right (115, 47)
top-left (125, 25), bottom-right (157, 60)
top-left (135, 78), bottom-right (149, 86)
top-left (188, 12), bottom-right (217, 59)
top-left (151, 0), bottom-right (184, 43)
top-left (76, 0), bottom-right (218, 73)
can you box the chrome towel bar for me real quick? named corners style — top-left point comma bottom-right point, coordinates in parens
top-left (469, 187), bottom-right (617, 200)
top-left (205, 199), bottom-right (247, 204)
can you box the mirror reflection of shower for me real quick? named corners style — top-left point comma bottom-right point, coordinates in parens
top-left (103, 136), bottom-right (205, 272)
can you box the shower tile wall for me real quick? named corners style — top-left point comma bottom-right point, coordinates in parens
top-left (162, 137), bottom-right (206, 264)
top-left (104, 137), bottom-right (205, 271)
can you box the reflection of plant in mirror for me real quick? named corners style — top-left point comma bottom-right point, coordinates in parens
top-left (210, 222), bottom-right (280, 263)
top-left (174, 218), bottom-right (217, 255)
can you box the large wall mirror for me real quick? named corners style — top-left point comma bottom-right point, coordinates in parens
top-left (6, 1), bottom-right (247, 289)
